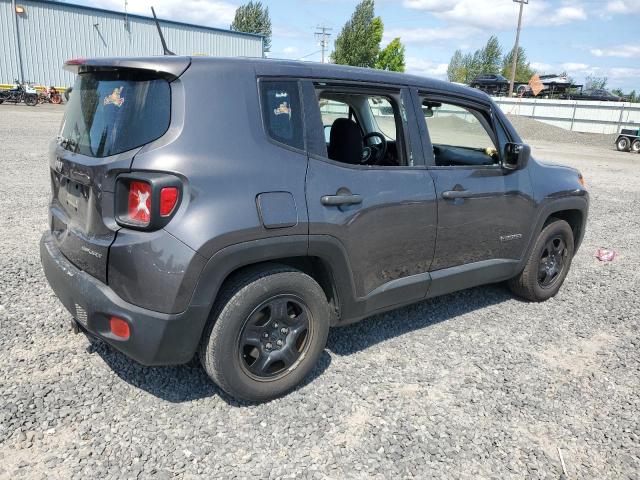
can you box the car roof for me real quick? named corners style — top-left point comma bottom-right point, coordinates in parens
top-left (72, 55), bottom-right (490, 104)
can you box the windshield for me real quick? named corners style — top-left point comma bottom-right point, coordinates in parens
top-left (60, 70), bottom-right (170, 157)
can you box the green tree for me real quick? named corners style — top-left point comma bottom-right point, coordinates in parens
top-left (447, 36), bottom-right (504, 84)
top-left (479, 35), bottom-right (502, 75)
top-left (332, 0), bottom-right (383, 68)
top-left (230, 1), bottom-right (272, 52)
top-left (447, 49), bottom-right (465, 82)
top-left (501, 46), bottom-right (534, 83)
top-left (585, 75), bottom-right (608, 90)
top-left (375, 37), bottom-right (405, 72)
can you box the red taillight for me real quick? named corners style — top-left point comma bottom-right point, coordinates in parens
top-left (127, 181), bottom-right (152, 225)
top-left (160, 187), bottom-right (179, 217)
top-left (109, 316), bottom-right (130, 339)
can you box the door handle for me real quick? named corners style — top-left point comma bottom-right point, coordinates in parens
top-left (442, 189), bottom-right (472, 200)
top-left (321, 193), bottom-right (363, 206)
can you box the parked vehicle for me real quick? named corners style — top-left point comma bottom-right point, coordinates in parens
top-left (470, 74), bottom-right (509, 96)
top-left (567, 88), bottom-right (623, 102)
top-left (616, 128), bottom-right (640, 153)
top-left (516, 73), bottom-right (582, 99)
top-left (38, 86), bottom-right (62, 104)
top-left (41, 57), bottom-right (589, 402)
top-left (0, 80), bottom-right (38, 106)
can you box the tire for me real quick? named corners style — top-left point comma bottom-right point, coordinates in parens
top-left (631, 139), bottom-right (640, 154)
top-left (508, 219), bottom-right (575, 302)
top-left (616, 136), bottom-right (631, 152)
top-left (51, 94), bottom-right (62, 105)
top-left (199, 265), bottom-right (330, 402)
top-left (24, 94), bottom-right (38, 106)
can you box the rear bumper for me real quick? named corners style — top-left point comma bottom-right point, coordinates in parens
top-left (40, 232), bottom-right (210, 366)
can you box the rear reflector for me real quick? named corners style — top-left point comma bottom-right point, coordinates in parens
top-left (64, 58), bottom-right (86, 66)
top-left (160, 187), bottom-right (179, 217)
top-left (109, 316), bottom-right (130, 339)
top-left (127, 181), bottom-right (152, 225)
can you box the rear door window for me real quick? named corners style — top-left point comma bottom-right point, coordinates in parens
top-left (60, 70), bottom-right (171, 157)
top-left (260, 80), bottom-right (304, 150)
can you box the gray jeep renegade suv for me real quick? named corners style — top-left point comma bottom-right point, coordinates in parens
top-left (41, 56), bottom-right (588, 402)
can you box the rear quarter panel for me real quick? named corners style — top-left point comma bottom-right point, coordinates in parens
top-left (129, 59), bottom-right (309, 258)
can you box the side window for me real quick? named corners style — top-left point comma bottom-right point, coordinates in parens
top-left (421, 99), bottom-right (499, 167)
top-left (368, 97), bottom-right (396, 141)
top-left (316, 88), bottom-right (407, 167)
top-left (260, 80), bottom-right (304, 150)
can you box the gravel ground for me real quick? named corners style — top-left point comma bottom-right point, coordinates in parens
top-left (1, 104), bottom-right (639, 479)
top-left (506, 115), bottom-right (619, 148)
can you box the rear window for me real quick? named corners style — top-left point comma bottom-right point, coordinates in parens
top-left (260, 80), bottom-right (304, 150)
top-left (60, 70), bottom-right (170, 157)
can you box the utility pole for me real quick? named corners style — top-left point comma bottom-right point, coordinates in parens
top-left (315, 24), bottom-right (332, 63)
top-left (508, 0), bottom-right (528, 97)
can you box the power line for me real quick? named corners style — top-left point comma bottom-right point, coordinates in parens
top-left (314, 24), bottom-right (332, 63)
top-left (508, 0), bottom-right (528, 97)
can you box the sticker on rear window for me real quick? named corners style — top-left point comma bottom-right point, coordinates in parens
top-left (103, 87), bottom-right (125, 107)
top-left (274, 102), bottom-right (291, 118)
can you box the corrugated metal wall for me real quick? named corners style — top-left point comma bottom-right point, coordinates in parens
top-left (0, 0), bottom-right (263, 86)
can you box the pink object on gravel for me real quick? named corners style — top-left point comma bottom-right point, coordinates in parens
top-left (596, 248), bottom-right (617, 262)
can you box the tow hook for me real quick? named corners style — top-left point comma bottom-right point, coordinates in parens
top-left (70, 318), bottom-right (80, 334)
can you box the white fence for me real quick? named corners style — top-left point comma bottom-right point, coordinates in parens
top-left (493, 97), bottom-right (640, 135)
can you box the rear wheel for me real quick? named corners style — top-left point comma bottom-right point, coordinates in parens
top-left (508, 219), bottom-right (575, 302)
top-left (199, 265), bottom-right (330, 402)
top-left (616, 136), bottom-right (631, 152)
top-left (631, 139), bottom-right (640, 154)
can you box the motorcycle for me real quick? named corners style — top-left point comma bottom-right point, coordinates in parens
top-left (38, 86), bottom-right (62, 104)
top-left (0, 80), bottom-right (38, 106)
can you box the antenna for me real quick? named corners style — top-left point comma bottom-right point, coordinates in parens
top-left (151, 6), bottom-right (175, 56)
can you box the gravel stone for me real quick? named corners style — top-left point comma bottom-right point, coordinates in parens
top-left (0, 104), bottom-right (639, 479)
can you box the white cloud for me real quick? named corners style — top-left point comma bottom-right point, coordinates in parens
top-left (530, 62), bottom-right (554, 73)
top-left (402, 0), bottom-right (586, 30)
top-left (605, 0), bottom-right (640, 14)
top-left (78, 0), bottom-right (238, 28)
top-left (591, 45), bottom-right (640, 58)
top-left (384, 26), bottom-right (474, 44)
top-left (551, 6), bottom-right (587, 24)
top-left (282, 46), bottom-right (299, 55)
top-left (405, 57), bottom-right (449, 78)
top-left (561, 62), bottom-right (590, 72)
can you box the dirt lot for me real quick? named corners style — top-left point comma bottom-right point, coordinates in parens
top-left (1, 104), bottom-right (639, 479)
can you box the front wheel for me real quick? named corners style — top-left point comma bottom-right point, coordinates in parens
top-left (508, 219), bottom-right (575, 302)
top-left (631, 139), bottom-right (640, 154)
top-left (51, 94), bottom-right (62, 105)
top-left (199, 265), bottom-right (330, 402)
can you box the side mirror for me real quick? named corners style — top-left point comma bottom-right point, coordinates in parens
top-left (503, 142), bottom-right (530, 170)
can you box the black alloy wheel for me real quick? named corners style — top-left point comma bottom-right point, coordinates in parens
top-left (538, 235), bottom-right (568, 288)
top-left (508, 219), bottom-right (575, 302)
top-left (238, 295), bottom-right (312, 380)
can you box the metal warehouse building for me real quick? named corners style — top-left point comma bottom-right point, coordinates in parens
top-left (0, 0), bottom-right (264, 87)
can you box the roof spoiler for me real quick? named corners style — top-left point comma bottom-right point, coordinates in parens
top-left (63, 56), bottom-right (191, 80)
